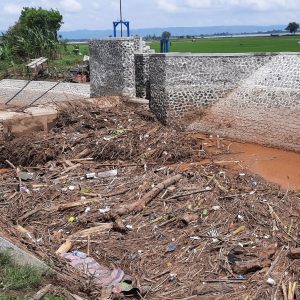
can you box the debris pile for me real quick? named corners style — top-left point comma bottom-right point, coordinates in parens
top-left (0, 100), bottom-right (299, 299)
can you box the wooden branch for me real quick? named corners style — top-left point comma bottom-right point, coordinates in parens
top-left (114, 174), bottom-right (182, 216)
top-left (166, 187), bottom-right (212, 201)
top-left (49, 188), bottom-right (130, 211)
top-left (51, 198), bottom-right (101, 211)
top-left (30, 284), bottom-right (52, 300)
top-left (56, 223), bottom-right (113, 254)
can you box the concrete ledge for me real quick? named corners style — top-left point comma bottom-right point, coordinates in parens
top-left (0, 79), bottom-right (90, 106)
top-left (2, 106), bottom-right (58, 138)
top-left (0, 236), bottom-right (49, 271)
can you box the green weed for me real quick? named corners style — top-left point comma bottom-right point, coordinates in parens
top-left (0, 251), bottom-right (41, 291)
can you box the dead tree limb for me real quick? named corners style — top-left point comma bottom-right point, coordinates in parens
top-left (115, 174), bottom-right (182, 216)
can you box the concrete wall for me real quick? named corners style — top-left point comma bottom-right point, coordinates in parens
top-left (0, 236), bottom-right (49, 270)
top-left (149, 52), bottom-right (300, 152)
top-left (149, 53), bottom-right (271, 123)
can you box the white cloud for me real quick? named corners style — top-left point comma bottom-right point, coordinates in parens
top-left (1, 0), bottom-right (300, 31)
top-left (157, 0), bottom-right (180, 12)
top-left (3, 4), bottom-right (22, 15)
top-left (159, 0), bottom-right (300, 12)
top-left (60, 0), bottom-right (82, 12)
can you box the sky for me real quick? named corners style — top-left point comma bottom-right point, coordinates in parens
top-left (1, 0), bottom-right (300, 31)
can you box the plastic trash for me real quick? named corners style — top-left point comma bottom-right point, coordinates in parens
top-left (208, 228), bottom-right (219, 238)
top-left (84, 207), bottom-right (91, 213)
top-left (212, 206), bottom-right (221, 211)
top-left (202, 209), bottom-right (209, 216)
top-left (266, 277), bottom-right (276, 286)
top-left (99, 206), bottom-right (111, 214)
top-left (61, 251), bottom-right (143, 295)
top-left (98, 169), bottom-right (118, 178)
top-left (86, 173), bottom-right (96, 179)
top-left (69, 216), bottom-right (76, 222)
top-left (19, 171), bottom-right (34, 181)
top-left (167, 244), bottom-right (176, 252)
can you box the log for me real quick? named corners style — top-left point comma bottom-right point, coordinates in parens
top-left (193, 283), bottom-right (234, 296)
top-left (19, 207), bottom-right (42, 221)
top-left (127, 98), bottom-right (149, 105)
top-left (115, 174), bottom-right (182, 216)
top-left (50, 188), bottom-right (130, 211)
top-left (288, 248), bottom-right (300, 259)
top-left (232, 258), bottom-right (271, 275)
top-left (56, 240), bottom-right (73, 255)
top-left (30, 284), bottom-right (52, 300)
top-left (71, 223), bottom-right (113, 238)
top-left (180, 213), bottom-right (199, 225)
top-left (52, 198), bottom-right (101, 211)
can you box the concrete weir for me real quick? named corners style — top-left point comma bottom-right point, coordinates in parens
top-left (89, 40), bottom-right (300, 152)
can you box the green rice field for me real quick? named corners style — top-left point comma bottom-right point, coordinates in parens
top-left (150, 35), bottom-right (300, 53)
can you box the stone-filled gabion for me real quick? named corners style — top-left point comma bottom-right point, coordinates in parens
top-left (89, 37), bottom-right (153, 98)
top-left (89, 38), bottom-right (137, 97)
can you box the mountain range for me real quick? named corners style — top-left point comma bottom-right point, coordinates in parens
top-left (60, 25), bottom-right (287, 40)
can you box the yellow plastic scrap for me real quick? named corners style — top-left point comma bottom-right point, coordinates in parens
top-left (202, 209), bottom-right (208, 216)
top-left (69, 216), bottom-right (76, 222)
top-left (232, 225), bottom-right (247, 236)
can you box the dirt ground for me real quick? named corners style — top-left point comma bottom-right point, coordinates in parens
top-left (0, 99), bottom-right (299, 300)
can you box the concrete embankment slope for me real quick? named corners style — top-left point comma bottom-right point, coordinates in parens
top-left (189, 54), bottom-right (300, 152)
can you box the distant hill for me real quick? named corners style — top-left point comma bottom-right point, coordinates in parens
top-left (60, 25), bottom-right (286, 40)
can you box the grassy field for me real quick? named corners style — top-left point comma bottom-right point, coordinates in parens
top-left (63, 36), bottom-right (300, 55)
top-left (150, 35), bottom-right (300, 53)
top-left (0, 44), bottom-right (89, 79)
top-left (0, 251), bottom-right (63, 300)
top-left (50, 44), bottom-right (89, 68)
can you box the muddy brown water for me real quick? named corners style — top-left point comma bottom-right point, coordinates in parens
top-left (189, 134), bottom-right (300, 191)
top-left (221, 142), bottom-right (300, 191)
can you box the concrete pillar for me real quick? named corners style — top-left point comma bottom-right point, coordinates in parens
top-left (89, 38), bottom-right (136, 97)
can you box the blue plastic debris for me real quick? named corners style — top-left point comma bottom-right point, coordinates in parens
top-left (167, 244), bottom-right (176, 252)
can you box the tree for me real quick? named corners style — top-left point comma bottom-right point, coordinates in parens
top-left (2, 7), bottom-right (63, 59)
top-left (19, 7), bottom-right (63, 38)
top-left (161, 31), bottom-right (171, 40)
top-left (286, 22), bottom-right (299, 35)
